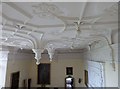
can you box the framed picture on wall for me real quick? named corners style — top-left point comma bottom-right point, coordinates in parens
top-left (37, 63), bottom-right (51, 85)
top-left (66, 67), bottom-right (73, 75)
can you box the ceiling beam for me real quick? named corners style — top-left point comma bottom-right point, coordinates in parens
top-left (78, 1), bottom-right (88, 23)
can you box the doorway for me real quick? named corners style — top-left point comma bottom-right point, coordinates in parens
top-left (11, 71), bottom-right (20, 89)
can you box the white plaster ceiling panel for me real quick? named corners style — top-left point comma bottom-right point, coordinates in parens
top-left (97, 17), bottom-right (118, 24)
top-left (15, 2), bottom-right (82, 17)
top-left (52, 2), bottom-right (84, 17)
top-left (1, 2), bottom-right (118, 51)
top-left (28, 16), bottom-right (63, 25)
top-left (2, 3), bottom-right (29, 22)
top-left (12, 2), bottom-right (79, 25)
top-left (37, 27), bottom-right (63, 34)
top-left (46, 42), bottom-right (72, 49)
top-left (83, 2), bottom-right (116, 17)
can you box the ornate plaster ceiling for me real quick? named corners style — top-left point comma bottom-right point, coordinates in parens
top-left (0, 2), bottom-right (118, 64)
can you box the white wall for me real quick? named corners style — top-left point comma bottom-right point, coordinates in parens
top-left (104, 44), bottom-right (118, 87)
top-left (118, 62), bottom-right (120, 89)
top-left (105, 61), bottom-right (118, 87)
top-left (5, 52), bottom-right (34, 87)
top-left (0, 51), bottom-right (9, 89)
top-left (29, 53), bottom-right (84, 87)
top-left (83, 60), bottom-right (105, 87)
top-left (83, 43), bottom-right (118, 87)
top-left (2, 47), bottom-right (85, 88)
top-left (2, 42), bottom-right (118, 88)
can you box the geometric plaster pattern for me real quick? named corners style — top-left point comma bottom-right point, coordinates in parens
top-left (1, 2), bottom-right (118, 64)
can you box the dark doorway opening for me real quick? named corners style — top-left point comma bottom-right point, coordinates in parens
top-left (11, 71), bottom-right (20, 89)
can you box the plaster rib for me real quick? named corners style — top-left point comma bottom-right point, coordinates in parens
top-left (2, 29), bottom-right (36, 48)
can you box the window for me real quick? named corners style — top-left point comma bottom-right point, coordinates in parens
top-left (38, 63), bottom-right (50, 85)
